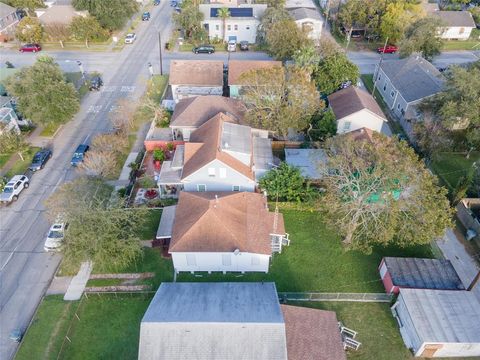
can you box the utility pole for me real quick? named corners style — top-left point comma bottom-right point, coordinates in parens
top-left (158, 31), bottom-right (163, 75)
top-left (324, 0), bottom-right (330, 29)
top-left (371, 36), bottom-right (388, 99)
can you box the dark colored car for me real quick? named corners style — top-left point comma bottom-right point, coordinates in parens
top-left (19, 43), bottom-right (41, 53)
top-left (153, 0), bottom-right (160, 5)
top-left (240, 41), bottom-right (249, 51)
top-left (71, 144), bottom-right (89, 166)
top-left (377, 45), bottom-right (398, 54)
top-left (192, 45), bottom-right (215, 54)
top-left (89, 76), bottom-right (103, 91)
top-left (174, 6), bottom-right (181, 12)
top-left (29, 149), bottom-right (52, 171)
top-left (142, 12), bottom-right (150, 21)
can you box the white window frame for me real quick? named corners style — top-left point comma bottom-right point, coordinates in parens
top-left (219, 168), bottom-right (227, 178)
top-left (343, 121), bottom-right (351, 131)
top-left (234, 24), bottom-right (238, 31)
top-left (208, 167), bottom-right (215, 177)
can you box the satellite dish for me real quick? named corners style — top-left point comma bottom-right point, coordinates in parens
top-left (234, 249), bottom-right (240, 256)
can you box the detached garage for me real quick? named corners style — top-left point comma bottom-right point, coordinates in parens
top-left (379, 257), bottom-right (464, 294)
top-left (392, 289), bottom-right (480, 358)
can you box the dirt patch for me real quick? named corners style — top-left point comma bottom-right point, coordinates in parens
top-left (43, 302), bottom-right (73, 359)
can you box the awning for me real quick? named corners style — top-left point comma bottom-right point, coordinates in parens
top-left (156, 205), bottom-right (177, 239)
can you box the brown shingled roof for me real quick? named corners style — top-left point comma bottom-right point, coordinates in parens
top-left (346, 127), bottom-right (375, 142)
top-left (228, 60), bottom-right (283, 85)
top-left (328, 86), bottom-right (386, 121)
top-left (169, 192), bottom-right (284, 254)
top-left (170, 96), bottom-right (246, 128)
top-left (282, 305), bottom-right (347, 360)
top-left (169, 60), bottom-right (224, 86)
top-left (182, 113), bottom-right (255, 180)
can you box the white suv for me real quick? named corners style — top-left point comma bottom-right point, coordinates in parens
top-left (44, 222), bottom-right (68, 252)
top-left (0, 175), bottom-right (29, 204)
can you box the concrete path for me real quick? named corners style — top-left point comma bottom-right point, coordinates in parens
top-left (436, 229), bottom-right (480, 299)
top-left (63, 261), bottom-right (92, 301)
top-left (46, 276), bottom-right (73, 295)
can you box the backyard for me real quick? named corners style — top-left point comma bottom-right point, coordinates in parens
top-left (430, 151), bottom-right (480, 191)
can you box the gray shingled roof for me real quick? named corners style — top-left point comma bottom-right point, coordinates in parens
top-left (434, 11), bottom-right (476, 28)
top-left (380, 56), bottom-right (444, 103)
top-left (399, 289), bottom-right (480, 343)
top-left (383, 257), bottom-right (465, 290)
top-left (288, 7), bottom-right (322, 21)
top-left (139, 282), bottom-right (287, 360)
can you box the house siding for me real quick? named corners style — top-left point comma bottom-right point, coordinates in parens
top-left (183, 159), bottom-right (256, 192)
top-left (171, 85), bottom-right (223, 102)
top-left (294, 18), bottom-right (323, 42)
top-left (203, 18), bottom-right (260, 43)
top-left (439, 26), bottom-right (474, 40)
top-left (0, 8), bottom-right (19, 37)
top-left (336, 109), bottom-right (385, 134)
top-left (392, 294), bottom-right (423, 355)
top-left (171, 252), bottom-right (270, 273)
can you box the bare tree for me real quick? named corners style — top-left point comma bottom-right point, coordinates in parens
top-left (109, 98), bottom-right (136, 135)
top-left (92, 132), bottom-right (128, 153)
top-left (79, 150), bottom-right (118, 178)
top-left (0, 129), bottom-right (29, 161)
top-left (44, 23), bottom-right (71, 48)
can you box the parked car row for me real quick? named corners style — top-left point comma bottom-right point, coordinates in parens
top-left (192, 41), bottom-right (250, 54)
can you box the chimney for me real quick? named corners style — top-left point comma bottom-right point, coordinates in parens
top-left (467, 270), bottom-right (480, 292)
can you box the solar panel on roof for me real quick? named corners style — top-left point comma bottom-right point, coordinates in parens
top-left (211, 7), bottom-right (253, 17)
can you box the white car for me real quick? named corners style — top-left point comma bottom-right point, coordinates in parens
top-left (0, 175), bottom-right (29, 204)
top-left (125, 33), bottom-right (136, 44)
top-left (44, 222), bottom-right (68, 252)
top-left (227, 40), bottom-right (236, 52)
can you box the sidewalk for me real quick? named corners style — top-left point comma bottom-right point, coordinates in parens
top-left (64, 261), bottom-right (92, 301)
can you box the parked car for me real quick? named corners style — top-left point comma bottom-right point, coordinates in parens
top-left (240, 41), bottom-right (249, 51)
top-left (70, 144), bottom-right (89, 166)
top-left (19, 43), bottom-right (41, 53)
top-left (125, 33), bottom-right (136, 44)
top-left (154, 0), bottom-right (160, 4)
top-left (29, 149), bottom-right (52, 171)
top-left (192, 45), bottom-right (215, 54)
top-left (227, 40), bottom-right (236, 52)
top-left (174, 6), bottom-right (181, 12)
top-left (0, 175), bottom-right (29, 204)
top-left (377, 45), bottom-right (398, 54)
top-left (89, 75), bottom-right (103, 91)
top-left (170, 0), bottom-right (177, 6)
top-left (142, 12), bottom-right (150, 21)
top-left (44, 221), bottom-right (68, 252)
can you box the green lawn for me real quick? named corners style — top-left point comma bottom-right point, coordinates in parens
top-left (430, 151), bottom-right (480, 190)
top-left (442, 29), bottom-right (480, 51)
top-left (3, 147), bottom-right (41, 178)
top-left (0, 153), bottom-right (10, 168)
top-left (40, 123), bottom-right (61, 137)
top-left (292, 301), bottom-right (413, 360)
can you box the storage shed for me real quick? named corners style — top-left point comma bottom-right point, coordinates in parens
top-left (379, 257), bottom-right (464, 294)
top-left (392, 288), bottom-right (480, 357)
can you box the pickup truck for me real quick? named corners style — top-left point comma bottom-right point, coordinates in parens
top-left (0, 175), bottom-right (29, 204)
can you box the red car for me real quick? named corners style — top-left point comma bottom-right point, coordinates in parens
top-left (19, 43), bottom-right (42, 53)
top-left (377, 45), bottom-right (398, 54)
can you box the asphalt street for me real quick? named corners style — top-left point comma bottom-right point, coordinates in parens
top-left (0, 11), bottom-right (479, 360)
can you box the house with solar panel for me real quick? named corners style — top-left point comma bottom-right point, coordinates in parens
top-left (199, 3), bottom-right (267, 44)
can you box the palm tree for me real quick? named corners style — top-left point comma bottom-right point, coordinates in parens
top-left (217, 7), bottom-right (231, 42)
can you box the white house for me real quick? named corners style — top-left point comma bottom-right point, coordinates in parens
top-left (139, 282), bottom-right (346, 360)
top-left (375, 55), bottom-right (444, 135)
top-left (434, 11), bottom-right (476, 40)
top-left (199, 3), bottom-right (267, 43)
top-left (288, 7), bottom-right (323, 42)
top-left (169, 95), bottom-right (247, 141)
top-left (285, 0), bottom-right (317, 9)
top-left (328, 86), bottom-right (390, 135)
top-left (0, 107), bottom-right (20, 134)
top-left (0, 2), bottom-right (20, 41)
top-left (158, 191), bottom-right (289, 273)
top-left (168, 60), bottom-right (224, 102)
top-left (392, 288), bottom-right (480, 357)
top-left (157, 112), bottom-right (272, 197)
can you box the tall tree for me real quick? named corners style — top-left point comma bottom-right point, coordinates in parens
top-left (44, 23), bottom-right (71, 48)
top-left (320, 133), bottom-right (453, 253)
top-left (399, 17), bottom-right (444, 60)
top-left (292, 45), bottom-right (321, 74)
top-left (257, 6), bottom-right (292, 44)
top-left (72, 0), bottom-right (138, 31)
top-left (0, 130), bottom-right (29, 161)
top-left (44, 177), bottom-right (147, 271)
top-left (173, 3), bottom-right (204, 40)
top-left (15, 17), bottom-right (43, 44)
top-left (266, 19), bottom-right (312, 61)
top-left (69, 16), bottom-right (108, 47)
top-left (6, 57), bottom-right (80, 128)
top-left (4, 0), bottom-right (44, 16)
top-left (240, 66), bottom-right (322, 138)
top-left (314, 51), bottom-right (359, 94)
top-left (217, 7), bottom-right (230, 42)
top-left (380, 1), bottom-right (422, 43)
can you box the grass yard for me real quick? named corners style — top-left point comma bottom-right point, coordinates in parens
top-left (292, 301), bottom-right (413, 360)
top-left (3, 147), bottom-right (41, 178)
top-left (430, 151), bottom-right (480, 190)
top-left (0, 153), bottom-right (10, 168)
top-left (442, 29), bottom-right (480, 51)
top-left (40, 123), bottom-right (61, 137)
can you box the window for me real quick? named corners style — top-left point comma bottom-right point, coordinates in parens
top-left (383, 84), bottom-right (387, 91)
top-left (391, 90), bottom-right (395, 98)
top-left (343, 121), bottom-right (351, 131)
top-left (459, 27), bottom-right (465, 34)
top-left (219, 168), bottom-right (227, 178)
top-left (222, 254), bottom-right (231, 266)
top-left (197, 184), bottom-right (206, 192)
top-left (232, 185), bottom-right (240, 191)
top-left (234, 24), bottom-right (238, 31)
top-left (186, 254), bottom-right (197, 266)
top-left (246, 25), bottom-right (250, 30)
top-left (401, 109), bottom-right (405, 116)
top-left (215, 24), bottom-right (219, 31)
top-left (208, 167), bottom-right (215, 177)
top-left (227, 25), bottom-right (231, 31)
top-left (377, 74), bottom-right (381, 81)
top-left (397, 103), bottom-right (401, 110)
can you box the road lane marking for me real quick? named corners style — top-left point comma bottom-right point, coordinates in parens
top-left (87, 105), bottom-right (102, 114)
top-left (0, 244), bottom-right (19, 271)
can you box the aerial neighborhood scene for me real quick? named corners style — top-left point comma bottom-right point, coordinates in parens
top-left (1, 0), bottom-right (480, 359)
